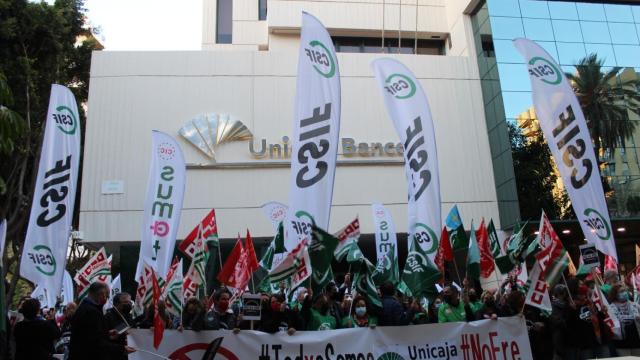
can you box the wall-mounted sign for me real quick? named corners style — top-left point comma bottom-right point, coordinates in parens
top-left (101, 180), bottom-right (124, 194)
top-left (249, 137), bottom-right (403, 159)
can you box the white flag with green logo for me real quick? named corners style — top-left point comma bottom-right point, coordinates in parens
top-left (136, 131), bottom-right (186, 280)
top-left (371, 58), bottom-right (441, 263)
top-left (514, 38), bottom-right (617, 261)
top-left (20, 85), bottom-right (80, 302)
top-left (285, 12), bottom-right (341, 251)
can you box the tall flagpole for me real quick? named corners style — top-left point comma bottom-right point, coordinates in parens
top-left (382, 0), bottom-right (385, 52)
top-left (398, 0), bottom-right (402, 54)
top-left (414, 0), bottom-right (418, 54)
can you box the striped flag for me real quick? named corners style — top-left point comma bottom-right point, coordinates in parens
top-left (535, 212), bottom-right (569, 286)
top-left (269, 238), bottom-right (311, 289)
top-left (163, 259), bottom-right (183, 317)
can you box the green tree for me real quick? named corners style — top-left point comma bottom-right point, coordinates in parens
top-left (509, 122), bottom-right (568, 221)
top-left (0, 73), bottom-right (26, 194)
top-left (566, 53), bottom-right (640, 158)
top-left (0, 0), bottom-right (99, 306)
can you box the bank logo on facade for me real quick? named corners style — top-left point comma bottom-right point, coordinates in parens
top-left (527, 56), bottom-right (562, 85)
top-left (27, 245), bottom-right (57, 276)
top-left (384, 74), bottom-right (416, 99)
top-left (583, 208), bottom-right (612, 241)
top-left (378, 352), bottom-right (406, 360)
top-left (179, 113), bottom-right (253, 161)
top-left (53, 105), bottom-right (78, 135)
top-left (305, 40), bottom-right (336, 78)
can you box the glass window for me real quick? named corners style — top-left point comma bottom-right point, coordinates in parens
top-left (576, 3), bottom-right (605, 21)
top-left (523, 18), bottom-right (554, 41)
top-left (609, 23), bottom-right (639, 45)
top-left (259, 0), bottom-right (267, 21)
top-left (580, 21), bottom-right (611, 43)
top-left (548, 2), bottom-right (578, 20)
top-left (494, 39), bottom-right (523, 63)
top-left (552, 20), bottom-right (583, 42)
top-left (557, 42), bottom-right (586, 65)
top-left (584, 43), bottom-right (617, 67)
top-left (216, 0), bottom-right (233, 44)
top-left (502, 91), bottom-right (534, 119)
top-left (614, 45), bottom-right (640, 67)
top-left (487, 0), bottom-right (520, 17)
top-left (497, 63), bottom-right (531, 92)
top-left (490, 16), bottom-right (524, 39)
top-left (518, 0), bottom-right (549, 19)
top-left (632, 7), bottom-right (640, 23)
top-left (605, 4), bottom-right (634, 23)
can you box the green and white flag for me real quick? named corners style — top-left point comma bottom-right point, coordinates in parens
top-left (163, 259), bottom-right (183, 317)
top-left (371, 203), bottom-right (399, 285)
top-left (354, 265), bottom-right (382, 308)
top-left (372, 58), bottom-right (441, 262)
top-left (487, 219), bottom-right (501, 258)
top-left (334, 238), bottom-right (359, 263)
top-left (269, 239), bottom-right (311, 290)
top-left (446, 205), bottom-right (468, 252)
top-left (495, 222), bottom-right (532, 274)
top-left (514, 38), bottom-right (617, 261)
top-left (20, 85), bottom-right (80, 306)
top-left (285, 12), bottom-right (341, 251)
top-left (402, 230), bottom-right (441, 297)
top-left (466, 221), bottom-right (481, 280)
top-left (310, 225), bottom-right (339, 293)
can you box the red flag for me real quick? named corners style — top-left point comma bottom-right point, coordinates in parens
top-left (435, 227), bottom-right (452, 274)
top-left (217, 237), bottom-right (243, 286)
top-left (231, 237), bottom-right (251, 290)
top-left (178, 209), bottom-right (218, 259)
top-left (604, 255), bottom-right (618, 273)
top-left (151, 269), bottom-right (164, 349)
top-left (476, 219), bottom-right (495, 278)
top-left (245, 229), bottom-right (259, 272)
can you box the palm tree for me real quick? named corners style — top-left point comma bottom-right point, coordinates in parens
top-left (566, 54), bottom-right (640, 159)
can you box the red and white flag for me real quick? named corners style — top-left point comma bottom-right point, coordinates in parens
top-left (178, 209), bottom-right (218, 259)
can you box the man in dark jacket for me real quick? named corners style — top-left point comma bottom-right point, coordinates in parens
top-left (13, 298), bottom-right (60, 360)
top-left (378, 281), bottom-right (413, 326)
top-left (69, 282), bottom-right (135, 359)
top-left (104, 292), bottom-right (133, 360)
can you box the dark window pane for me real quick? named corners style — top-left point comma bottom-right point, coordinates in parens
top-left (331, 36), bottom-right (443, 55)
top-left (217, 0), bottom-right (232, 44)
top-left (259, 0), bottom-right (267, 21)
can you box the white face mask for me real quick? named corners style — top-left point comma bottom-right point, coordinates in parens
top-left (435, 302), bottom-right (442, 309)
top-left (355, 307), bottom-right (367, 317)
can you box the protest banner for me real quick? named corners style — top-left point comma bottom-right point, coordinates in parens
top-left (129, 316), bottom-right (531, 360)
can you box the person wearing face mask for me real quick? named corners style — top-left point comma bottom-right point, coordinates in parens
top-left (427, 296), bottom-right (443, 323)
top-left (609, 283), bottom-right (640, 355)
top-left (438, 285), bottom-right (474, 323)
top-left (476, 290), bottom-right (499, 320)
top-left (104, 292), bottom-right (133, 360)
top-left (206, 288), bottom-right (238, 330)
top-left (259, 293), bottom-right (299, 334)
top-left (302, 289), bottom-right (338, 330)
top-left (69, 282), bottom-right (135, 360)
top-left (324, 281), bottom-right (344, 326)
top-left (343, 296), bottom-right (377, 328)
top-left (467, 289), bottom-right (483, 314)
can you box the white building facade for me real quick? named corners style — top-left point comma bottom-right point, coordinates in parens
top-left (81, 0), bottom-right (518, 278)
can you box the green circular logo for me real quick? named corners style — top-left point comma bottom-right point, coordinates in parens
top-left (55, 105), bottom-right (78, 135)
top-left (528, 57), bottom-right (562, 85)
top-left (583, 208), bottom-right (612, 241)
top-left (378, 352), bottom-right (406, 360)
top-left (31, 245), bottom-right (57, 276)
top-left (384, 73), bottom-right (416, 99)
top-left (413, 223), bottom-right (439, 254)
top-left (294, 210), bottom-right (316, 226)
top-left (308, 40), bottom-right (336, 78)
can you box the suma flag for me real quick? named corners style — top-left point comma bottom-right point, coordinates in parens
top-left (372, 58), bottom-right (441, 262)
top-left (446, 205), bottom-right (468, 251)
top-left (137, 131), bottom-right (186, 280)
top-left (285, 12), bottom-right (341, 251)
top-left (21, 84), bottom-right (80, 304)
top-left (402, 228), bottom-right (441, 297)
top-left (178, 209), bottom-right (218, 260)
top-left (371, 203), bottom-right (399, 285)
top-left (514, 38), bottom-right (617, 261)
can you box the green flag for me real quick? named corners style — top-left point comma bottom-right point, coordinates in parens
top-left (334, 238), bottom-right (359, 263)
top-left (373, 243), bottom-right (399, 285)
top-left (466, 221), bottom-right (481, 280)
top-left (397, 280), bottom-right (413, 297)
top-left (446, 205), bottom-right (468, 251)
top-left (273, 222), bottom-right (286, 253)
top-left (353, 265), bottom-right (382, 308)
top-left (402, 232), bottom-right (441, 297)
top-left (310, 225), bottom-right (340, 293)
top-left (256, 227), bottom-right (288, 293)
top-left (487, 219), bottom-right (501, 258)
top-left (495, 221), bottom-right (533, 274)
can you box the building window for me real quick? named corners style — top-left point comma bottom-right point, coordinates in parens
top-left (259, 0), bottom-right (267, 21)
top-left (332, 36), bottom-right (445, 55)
top-left (217, 0), bottom-right (232, 44)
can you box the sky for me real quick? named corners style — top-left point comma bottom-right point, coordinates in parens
top-left (83, 0), bottom-right (202, 51)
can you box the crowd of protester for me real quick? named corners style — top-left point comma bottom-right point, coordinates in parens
top-left (5, 269), bottom-right (640, 360)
